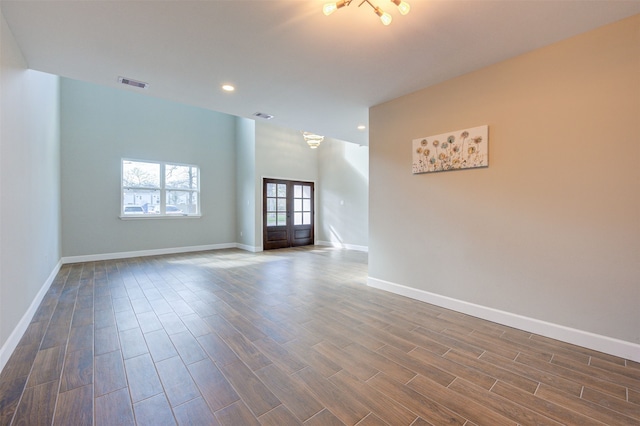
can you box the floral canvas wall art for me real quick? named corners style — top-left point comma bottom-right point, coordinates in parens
top-left (412, 125), bottom-right (488, 174)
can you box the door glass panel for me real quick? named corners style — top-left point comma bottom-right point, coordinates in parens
top-left (267, 183), bottom-right (276, 197)
top-left (292, 184), bottom-right (311, 226)
top-left (277, 212), bottom-right (287, 226)
top-left (267, 182), bottom-right (288, 227)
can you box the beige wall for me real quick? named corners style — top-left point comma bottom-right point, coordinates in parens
top-left (369, 15), bottom-right (639, 352)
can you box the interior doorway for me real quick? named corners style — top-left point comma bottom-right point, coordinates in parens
top-left (263, 178), bottom-right (314, 250)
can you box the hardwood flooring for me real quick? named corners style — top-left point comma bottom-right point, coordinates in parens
top-left (0, 246), bottom-right (638, 425)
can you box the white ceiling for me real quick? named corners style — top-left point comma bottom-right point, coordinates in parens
top-left (2, 1), bottom-right (639, 146)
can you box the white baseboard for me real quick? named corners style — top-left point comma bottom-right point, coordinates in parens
top-left (0, 260), bottom-right (62, 373)
top-left (368, 276), bottom-right (640, 363)
top-left (316, 240), bottom-right (369, 252)
top-left (61, 241), bottom-right (364, 264)
top-left (61, 243), bottom-right (239, 264)
top-left (236, 244), bottom-right (263, 253)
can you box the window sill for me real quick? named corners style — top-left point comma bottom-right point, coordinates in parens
top-left (119, 215), bottom-right (202, 220)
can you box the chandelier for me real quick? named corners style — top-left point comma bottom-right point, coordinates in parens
top-left (302, 132), bottom-right (325, 149)
top-left (323, 0), bottom-right (410, 26)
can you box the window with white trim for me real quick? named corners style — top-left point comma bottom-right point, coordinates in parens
top-left (121, 159), bottom-right (200, 217)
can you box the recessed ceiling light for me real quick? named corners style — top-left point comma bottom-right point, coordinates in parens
top-left (357, 125), bottom-right (366, 130)
top-left (222, 84), bottom-right (235, 92)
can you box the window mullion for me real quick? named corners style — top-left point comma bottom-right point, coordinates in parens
top-left (187, 167), bottom-right (192, 211)
top-left (160, 162), bottom-right (166, 215)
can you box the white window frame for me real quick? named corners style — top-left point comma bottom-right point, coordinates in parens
top-left (121, 159), bottom-right (201, 219)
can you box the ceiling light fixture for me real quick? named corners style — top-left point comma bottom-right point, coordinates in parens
top-left (323, 0), bottom-right (410, 26)
top-left (221, 84), bottom-right (235, 92)
top-left (390, 0), bottom-right (410, 15)
top-left (302, 132), bottom-right (324, 149)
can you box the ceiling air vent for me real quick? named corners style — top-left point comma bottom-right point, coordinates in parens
top-left (253, 112), bottom-right (274, 120)
top-left (118, 76), bottom-right (148, 89)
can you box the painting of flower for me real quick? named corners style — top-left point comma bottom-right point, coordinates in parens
top-left (412, 125), bottom-right (488, 174)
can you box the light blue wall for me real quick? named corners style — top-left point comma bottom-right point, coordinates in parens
top-left (1, 9), bottom-right (60, 357)
top-left (236, 117), bottom-right (257, 250)
top-left (60, 78), bottom-right (237, 257)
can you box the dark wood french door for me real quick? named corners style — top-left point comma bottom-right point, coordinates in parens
top-left (263, 178), bottom-right (314, 250)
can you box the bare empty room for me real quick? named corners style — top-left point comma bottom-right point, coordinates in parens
top-left (1, 1), bottom-right (639, 425)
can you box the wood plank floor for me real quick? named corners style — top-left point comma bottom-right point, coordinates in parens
top-left (0, 246), bottom-right (638, 425)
